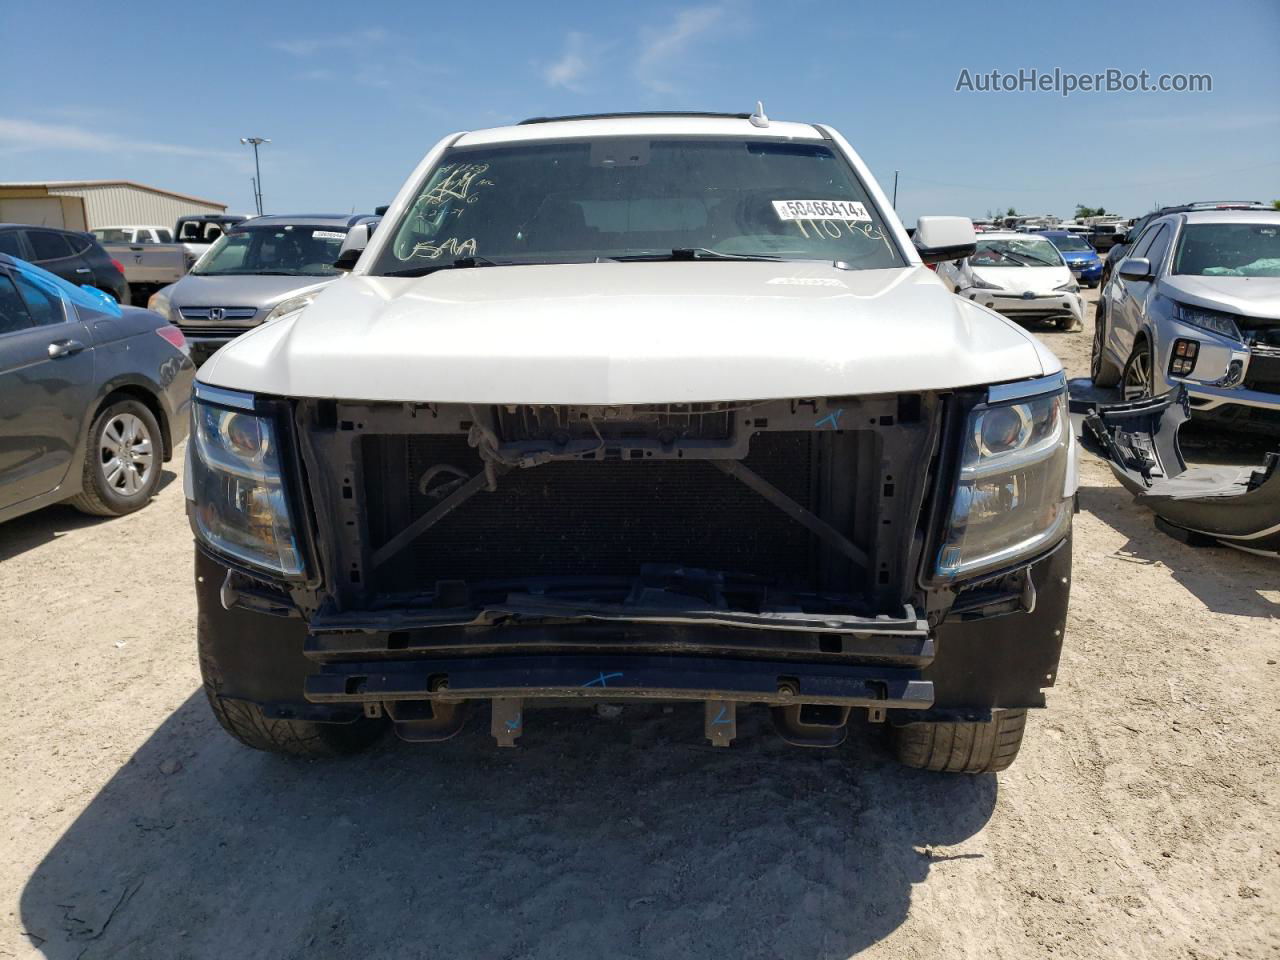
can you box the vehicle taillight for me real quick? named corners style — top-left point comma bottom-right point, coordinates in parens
top-left (156, 325), bottom-right (187, 352)
top-left (926, 263), bottom-right (938, 272)
top-left (111, 259), bottom-right (126, 275)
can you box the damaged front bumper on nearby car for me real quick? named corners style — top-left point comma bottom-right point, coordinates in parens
top-left (188, 372), bottom-right (1076, 753)
top-left (960, 287), bottom-right (1085, 327)
top-left (1076, 388), bottom-right (1280, 557)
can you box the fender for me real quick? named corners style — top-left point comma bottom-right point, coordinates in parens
top-left (80, 370), bottom-right (180, 460)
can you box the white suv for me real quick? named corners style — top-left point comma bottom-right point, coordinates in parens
top-left (187, 111), bottom-right (1077, 773)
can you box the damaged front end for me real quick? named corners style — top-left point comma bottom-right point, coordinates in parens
top-left (190, 378), bottom-right (1075, 749)
top-left (1077, 388), bottom-right (1280, 557)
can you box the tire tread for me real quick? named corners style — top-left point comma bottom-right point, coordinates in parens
top-left (892, 709), bottom-right (1027, 774)
top-left (197, 615), bottom-right (382, 757)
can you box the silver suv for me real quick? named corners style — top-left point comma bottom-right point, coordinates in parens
top-left (1093, 208), bottom-right (1280, 418)
top-left (147, 214), bottom-right (377, 364)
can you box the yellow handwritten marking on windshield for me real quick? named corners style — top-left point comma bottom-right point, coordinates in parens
top-left (422, 163), bottom-right (493, 207)
top-left (404, 237), bottom-right (478, 261)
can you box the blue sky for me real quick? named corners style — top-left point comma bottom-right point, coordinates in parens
top-left (2, 0), bottom-right (1277, 225)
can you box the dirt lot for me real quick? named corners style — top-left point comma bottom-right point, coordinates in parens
top-left (2, 288), bottom-right (1277, 960)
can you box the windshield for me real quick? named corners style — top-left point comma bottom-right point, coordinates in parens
top-left (970, 236), bottom-right (1064, 268)
top-left (1172, 222), bottom-right (1280, 276)
top-left (1048, 235), bottom-right (1093, 253)
top-left (371, 137), bottom-right (903, 275)
top-left (191, 225), bottom-right (348, 277)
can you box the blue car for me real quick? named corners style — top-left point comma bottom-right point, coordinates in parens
top-left (1037, 230), bottom-right (1103, 287)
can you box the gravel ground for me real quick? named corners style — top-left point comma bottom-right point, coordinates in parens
top-left (2, 289), bottom-right (1277, 960)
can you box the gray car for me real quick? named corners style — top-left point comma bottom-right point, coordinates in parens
top-left (1093, 209), bottom-right (1280, 420)
top-left (148, 214), bottom-right (377, 364)
top-left (0, 253), bottom-right (193, 524)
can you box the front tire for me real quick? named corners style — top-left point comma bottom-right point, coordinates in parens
top-left (891, 709), bottom-right (1027, 773)
top-left (1121, 337), bottom-right (1155, 401)
top-left (67, 399), bottom-right (163, 516)
top-left (1091, 304), bottom-right (1123, 387)
top-left (198, 615), bottom-right (386, 757)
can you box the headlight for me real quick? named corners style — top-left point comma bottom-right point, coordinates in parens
top-left (936, 381), bottom-right (1071, 579)
top-left (967, 273), bottom-right (1004, 290)
top-left (263, 291), bottom-right (318, 324)
top-left (1054, 280), bottom-right (1080, 293)
top-left (1173, 302), bottom-right (1243, 342)
top-left (188, 385), bottom-right (303, 576)
top-left (147, 291), bottom-right (171, 317)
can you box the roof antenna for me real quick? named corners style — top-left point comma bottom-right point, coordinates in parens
top-left (749, 100), bottom-right (769, 128)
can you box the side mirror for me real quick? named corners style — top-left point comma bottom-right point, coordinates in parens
top-left (1118, 257), bottom-right (1152, 280)
top-left (374, 204), bottom-right (390, 216)
top-left (334, 223), bottom-right (370, 272)
top-left (913, 216), bottom-right (977, 265)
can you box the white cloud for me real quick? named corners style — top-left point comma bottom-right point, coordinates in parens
top-left (272, 27), bottom-right (388, 57)
top-left (0, 116), bottom-right (241, 162)
top-left (545, 32), bottom-right (592, 92)
top-left (635, 4), bottom-right (727, 93)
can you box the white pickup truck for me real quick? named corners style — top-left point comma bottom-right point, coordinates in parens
top-left (93, 224), bottom-right (193, 305)
top-left (94, 216), bottom-right (247, 305)
top-left (189, 110), bottom-right (1077, 773)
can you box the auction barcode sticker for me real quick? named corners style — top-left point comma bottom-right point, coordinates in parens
top-left (313, 230), bottom-right (346, 240)
top-left (773, 200), bottom-right (871, 222)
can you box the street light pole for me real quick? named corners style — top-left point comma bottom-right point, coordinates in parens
top-left (239, 137), bottom-right (271, 215)
top-left (892, 170), bottom-right (899, 210)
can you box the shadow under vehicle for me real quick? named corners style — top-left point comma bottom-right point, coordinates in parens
top-left (19, 691), bottom-right (997, 959)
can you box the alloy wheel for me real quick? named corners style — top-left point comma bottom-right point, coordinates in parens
top-left (1122, 344), bottom-right (1153, 401)
top-left (99, 412), bottom-right (154, 497)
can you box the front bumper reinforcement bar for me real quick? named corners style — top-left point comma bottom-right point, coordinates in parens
top-left (304, 654), bottom-right (935, 710)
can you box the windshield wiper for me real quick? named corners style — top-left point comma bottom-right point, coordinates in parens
top-left (1003, 252), bottom-right (1057, 267)
top-left (382, 256), bottom-right (505, 278)
top-left (610, 248), bottom-right (786, 263)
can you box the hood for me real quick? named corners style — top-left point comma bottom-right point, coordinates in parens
top-left (168, 273), bottom-right (336, 308)
top-left (1060, 250), bottom-right (1100, 262)
top-left (970, 264), bottom-right (1073, 295)
top-left (198, 261), bottom-right (1052, 404)
top-left (1159, 275), bottom-right (1280, 321)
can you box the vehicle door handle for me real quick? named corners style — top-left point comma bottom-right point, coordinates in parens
top-left (48, 339), bottom-right (85, 358)
top-left (75, 267), bottom-right (92, 274)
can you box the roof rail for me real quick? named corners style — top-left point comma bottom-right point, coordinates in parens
top-left (1183, 200), bottom-right (1264, 208)
top-left (518, 111), bottom-right (752, 125)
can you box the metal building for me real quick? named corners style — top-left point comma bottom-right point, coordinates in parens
top-left (0, 180), bottom-right (227, 231)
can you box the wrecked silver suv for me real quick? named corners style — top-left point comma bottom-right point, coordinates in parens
top-left (188, 111), bottom-right (1077, 772)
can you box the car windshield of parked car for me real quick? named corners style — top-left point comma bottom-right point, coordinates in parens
top-left (191, 226), bottom-right (348, 277)
top-left (371, 137), bottom-right (904, 274)
top-left (1171, 222), bottom-right (1280, 276)
top-left (1049, 235), bottom-right (1094, 253)
top-left (970, 236), bottom-right (1064, 267)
